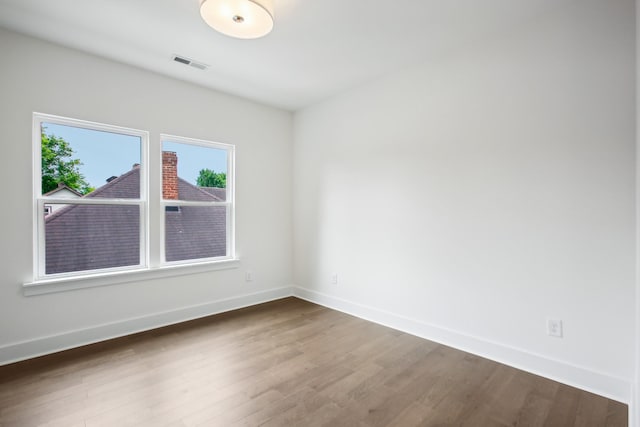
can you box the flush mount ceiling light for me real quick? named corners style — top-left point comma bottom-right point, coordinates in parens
top-left (200, 0), bottom-right (274, 39)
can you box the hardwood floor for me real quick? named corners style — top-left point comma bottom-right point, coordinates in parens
top-left (0, 297), bottom-right (627, 426)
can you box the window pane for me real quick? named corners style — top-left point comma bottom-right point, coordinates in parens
top-left (161, 141), bottom-right (227, 202)
top-left (45, 204), bottom-right (140, 274)
top-left (165, 206), bottom-right (227, 262)
top-left (41, 122), bottom-right (141, 199)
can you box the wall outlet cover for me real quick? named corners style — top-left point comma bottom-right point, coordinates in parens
top-left (547, 319), bottom-right (563, 338)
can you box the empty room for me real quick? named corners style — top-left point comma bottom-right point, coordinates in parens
top-left (0, 0), bottom-right (637, 426)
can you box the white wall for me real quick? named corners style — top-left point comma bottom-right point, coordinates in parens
top-left (293, 0), bottom-right (635, 402)
top-left (0, 28), bottom-right (293, 363)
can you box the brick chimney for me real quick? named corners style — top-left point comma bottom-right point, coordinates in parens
top-left (162, 151), bottom-right (178, 200)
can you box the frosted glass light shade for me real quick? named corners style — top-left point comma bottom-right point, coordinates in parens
top-left (200, 0), bottom-right (274, 39)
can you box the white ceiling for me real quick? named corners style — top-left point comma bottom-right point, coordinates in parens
top-left (0, 0), bottom-right (565, 111)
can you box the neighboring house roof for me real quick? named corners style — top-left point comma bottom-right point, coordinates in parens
top-left (44, 203), bottom-right (140, 274)
top-left (44, 163), bottom-right (227, 275)
top-left (164, 203), bottom-right (226, 263)
top-left (88, 167), bottom-right (140, 199)
top-left (177, 180), bottom-right (225, 202)
top-left (43, 183), bottom-right (83, 198)
top-left (200, 187), bottom-right (226, 201)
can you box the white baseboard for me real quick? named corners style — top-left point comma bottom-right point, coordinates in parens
top-left (0, 286), bottom-right (294, 366)
top-left (294, 286), bottom-right (632, 405)
top-left (1, 284), bottom-right (631, 411)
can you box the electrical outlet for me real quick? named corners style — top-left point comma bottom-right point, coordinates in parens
top-left (245, 271), bottom-right (253, 282)
top-left (331, 273), bottom-right (338, 285)
top-left (547, 319), bottom-right (563, 338)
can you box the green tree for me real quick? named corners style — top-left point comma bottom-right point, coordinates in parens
top-left (196, 168), bottom-right (226, 188)
top-left (41, 130), bottom-right (93, 195)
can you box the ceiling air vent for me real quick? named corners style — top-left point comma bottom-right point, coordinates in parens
top-left (172, 55), bottom-right (209, 71)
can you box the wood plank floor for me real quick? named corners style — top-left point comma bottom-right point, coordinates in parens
top-left (0, 297), bottom-right (627, 427)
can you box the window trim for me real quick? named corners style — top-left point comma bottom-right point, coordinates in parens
top-left (27, 114), bottom-right (239, 295)
top-left (23, 258), bottom-right (240, 296)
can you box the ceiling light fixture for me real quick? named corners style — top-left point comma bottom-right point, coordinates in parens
top-left (200, 0), bottom-right (274, 39)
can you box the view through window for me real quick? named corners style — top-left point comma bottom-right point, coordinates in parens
top-left (34, 114), bottom-right (235, 281)
top-left (38, 119), bottom-right (144, 276)
top-left (161, 137), bottom-right (232, 263)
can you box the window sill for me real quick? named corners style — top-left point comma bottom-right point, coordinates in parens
top-left (23, 259), bottom-right (241, 296)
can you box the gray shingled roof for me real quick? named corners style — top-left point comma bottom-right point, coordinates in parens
top-left (89, 167), bottom-right (140, 199)
top-left (44, 166), bottom-right (227, 274)
top-left (201, 187), bottom-right (226, 201)
top-left (164, 205), bottom-right (226, 262)
top-left (177, 179), bottom-right (224, 202)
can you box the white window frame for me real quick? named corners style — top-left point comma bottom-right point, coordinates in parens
top-left (32, 113), bottom-right (149, 281)
top-left (160, 134), bottom-right (235, 266)
top-left (26, 113), bottom-right (239, 296)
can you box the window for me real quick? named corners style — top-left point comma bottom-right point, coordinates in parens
top-left (34, 114), bottom-right (146, 279)
top-left (32, 113), bottom-right (235, 285)
top-left (161, 135), bottom-right (234, 264)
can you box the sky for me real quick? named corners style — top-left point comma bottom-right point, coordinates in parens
top-left (43, 123), bottom-right (228, 191)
